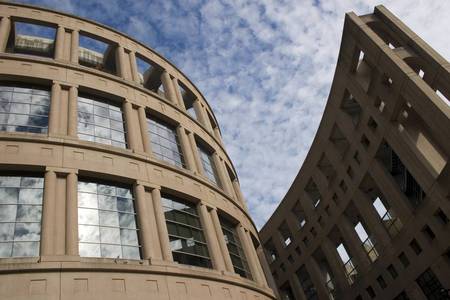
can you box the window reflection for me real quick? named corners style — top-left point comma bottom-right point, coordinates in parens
top-left (0, 175), bottom-right (43, 257)
top-left (77, 180), bottom-right (140, 259)
top-left (0, 85), bottom-right (50, 134)
top-left (197, 145), bottom-right (220, 186)
top-left (162, 196), bottom-right (211, 269)
top-left (77, 95), bottom-right (126, 148)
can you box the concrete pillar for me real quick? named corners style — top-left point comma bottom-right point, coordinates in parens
top-left (48, 82), bottom-right (61, 136)
top-left (232, 180), bottom-right (249, 211)
top-left (337, 216), bottom-right (371, 274)
top-left (171, 77), bottom-right (185, 108)
top-left (305, 259), bottom-right (330, 299)
top-left (256, 246), bottom-right (280, 299)
top-left (122, 101), bottom-right (137, 150)
top-left (41, 170), bottom-right (57, 256)
top-left (290, 274), bottom-right (308, 300)
top-left (150, 188), bottom-right (173, 261)
top-left (187, 132), bottom-right (204, 175)
top-left (138, 106), bottom-right (152, 155)
top-left (193, 99), bottom-right (211, 130)
top-left (161, 71), bottom-right (177, 104)
top-left (65, 172), bottom-right (78, 256)
top-left (70, 29), bottom-right (79, 64)
top-left (213, 127), bottom-right (222, 142)
top-left (209, 208), bottom-right (234, 273)
top-left (129, 51), bottom-right (140, 83)
top-left (321, 237), bottom-right (349, 291)
top-left (54, 25), bottom-right (65, 60)
top-left (116, 45), bottom-right (128, 79)
top-left (0, 16), bottom-right (11, 52)
top-left (176, 126), bottom-right (196, 172)
top-left (237, 226), bottom-right (264, 285)
top-left (67, 85), bottom-right (78, 138)
top-left (134, 184), bottom-right (154, 260)
top-left (198, 203), bottom-right (226, 271)
top-left (212, 153), bottom-right (232, 194)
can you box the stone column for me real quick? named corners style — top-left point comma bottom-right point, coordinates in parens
top-left (129, 51), bottom-right (140, 83)
top-left (67, 85), bottom-right (78, 138)
top-left (321, 237), bottom-right (349, 291)
top-left (212, 153), bottom-right (232, 194)
top-left (70, 29), bottom-right (79, 64)
top-left (161, 71), bottom-right (177, 104)
top-left (237, 226), bottom-right (264, 285)
top-left (150, 188), bottom-right (173, 261)
top-left (48, 82), bottom-right (61, 136)
top-left (54, 25), bottom-right (65, 60)
top-left (116, 45), bottom-right (128, 79)
top-left (232, 180), bottom-right (249, 212)
top-left (171, 77), bottom-right (185, 108)
top-left (193, 99), bottom-right (211, 130)
top-left (305, 259), bottom-right (329, 299)
top-left (65, 171), bottom-right (78, 256)
top-left (198, 203), bottom-right (226, 271)
top-left (137, 106), bottom-right (152, 154)
top-left (41, 170), bottom-right (57, 256)
top-left (187, 132), bottom-right (204, 175)
top-left (122, 101), bottom-right (137, 150)
top-left (290, 273), bottom-right (308, 300)
top-left (209, 208), bottom-right (234, 273)
top-left (0, 16), bottom-right (11, 52)
top-left (134, 184), bottom-right (154, 260)
top-left (176, 126), bottom-right (196, 172)
top-left (213, 127), bottom-right (222, 142)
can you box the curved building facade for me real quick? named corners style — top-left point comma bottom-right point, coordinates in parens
top-left (259, 5), bottom-right (450, 300)
top-left (0, 2), bottom-right (276, 299)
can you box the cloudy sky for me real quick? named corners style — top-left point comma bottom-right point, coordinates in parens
top-left (17, 0), bottom-right (450, 229)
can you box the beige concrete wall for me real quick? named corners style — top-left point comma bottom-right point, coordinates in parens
top-left (259, 5), bottom-right (450, 300)
top-left (0, 2), bottom-right (276, 299)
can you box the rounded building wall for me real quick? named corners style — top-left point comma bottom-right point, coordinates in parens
top-left (0, 2), bottom-right (276, 299)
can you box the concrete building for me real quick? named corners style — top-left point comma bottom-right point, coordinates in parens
top-left (259, 5), bottom-right (450, 300)
top-left (0, 2), bottom-right (276, 299)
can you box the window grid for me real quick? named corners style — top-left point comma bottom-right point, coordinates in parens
top-left (416, 268), bottom-right (446, 300)
top-left (0, 175), bottom-right (44, 257)
top-left (0, 85), bottom-right (50, 134)
top-left (220, 217), bottom-right (252, 279)
top-left (147, 117), bottom-right (185, 168)
top-left (77, 181), bottom-right (140, 259)
top-left (162, 196), bottom-right (211, 269)
top-left (197, 145), bottom-right (220, 186)
top-left (77, 96), bottom-right (126, 148)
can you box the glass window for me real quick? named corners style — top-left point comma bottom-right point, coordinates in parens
top-left (416, 268), bottom-right (446, 300)
top-left (0, 175), bottom-right (44, 257)
top-left (77, 95), bottom-right (126, 148)
top-left (220, 217), bottom-right (252, 279)
top-left (77, 181), bottom-right (140, 259)
top-left (297, 265), bottom-right (318, 300)
top-left (8, 22), bottom-right (56, 58)
top-left (161, 195), bottom-right (211, 268)
top-left (337, 243), bottom-right (358, 285)
top-left (147, 117), bottom-right (185, 168)
top-left (0, 85), bottom-right (50, 134)
top-left (197, 145), bottom-right (220, 186)
top-left (372, 196), bottom-right (403, 237)
top-left (354, 222), bottom-right (379, 262)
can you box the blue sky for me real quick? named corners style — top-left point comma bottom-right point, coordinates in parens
top-left (17, 0), bottom-right (450, 228)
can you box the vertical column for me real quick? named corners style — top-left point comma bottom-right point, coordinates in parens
top-left (70, 29), bottom-right (79, 64)
top-left (54, 25), bottom-right (65, 60)
top-left (116, 45), bottom-right (128, 79)
top-left (67, 85), bottom-right (78, 138)
top-left (138, 106), bottom-right (152, 154)
top-left (0, 16), bottom-right (11, 52)
top-left (212, 153), bottom-right (232, 194)
top-left (134, 184), bottom-right (154, 260)
top-left (176, 126), bottom-right (197, 172)
top-left (41, 170), bottom-right (57, 256)
top-left (150, 188), bottom-right (173, 261)
top-left (188, 132), bottom-right (204, 175)
top-left (232, 179), bottom-right (249, 211)
top-left (161, 71), bottom-right (177, 104)
top-left (122, 101), bottom-right (138, 150)
top-left (193, 99), bottom-right (211, 130)
top-left (290, 274), bottom-right (308, 300)
top-left (209, 208), bottom-right (234, 273)
top-left (213, 126), bottom-right (222, 142)
top-left (256, 246), bottom-right (280, 299)
top-left (305, 259), bottom-right (330, 299)
top-left (129, 51), bottom-right (140, 83)
top-left (171, 77), bottom-right (185, 108)
top-left (65, 171), bottom-right (78, 256)
top-left (321, 237), bottom-right (349, 291)
top-left (48, 82), bottom-right (61, 136)
top-left (337, 217), bottom-right (371, 273)
top-left (198, 203), bottom-right (226, 271)
top-left (237, 226), bottom-right (264, 285)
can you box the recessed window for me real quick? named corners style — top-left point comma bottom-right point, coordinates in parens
top-left (393, 291), bottom-right (410, 300)
top-left (361, 134), bottom-right (370, 148)
top-left (135, 55), bottom-right (164, 95)
top-left (287, 255), bottom-right (294, 264)
top-left (147, 117), bottom-right (185, 168)
top-left (279, 221), bottom-right (293, 247)
top-left (367, 117), bottom-right (378, 131)
top-left (7, 21), bottom-right (56, 57)
top-left (178, 82), bottom-right (197, 119)
top-left (78, 33), bottom-right (116, 75)
top-left (0, 175), bottom-right (44, 257)
top-left (297, 265), bottom-right (318, 300)
top-left (398, 252), bottom-right (410, 268)
top-left (337, 242), bottom-right (358, 284)
top-left (418, 69), bottom-right (425, 78)
top-left (387, 264), bottom-right (398, 279)
top-left (377, 275), bottom-right (387, 289)
top-left (162, 195), bottom-right (211, 268)
top-left (354, 221), bottom-right (379, 262)
top-left (409, 239), bottom-right (422, 255)
top-left (77, 180), bottom-right (140, 259)
top-left (295, 246), bottom-right (302, 256)
top-left (197, 145), bottom-right (220, 186)
top-left (366, 286), bottom-right (376, 298)
top-left (77, 94), bottom-right (126, 148)
top-left (0, 84), bottom-right (50, 134)
top-left (353, 151), bottom-right (361, 165)
top-left (422, 225), bottom-right (436, 241)
top-left (220, 216), bottom-right (251, 279)
top-left (303, 237), bottom-right (309, 247)
top-left (339, 180), bottom-right (347, 192)
top-left (416, 268), bottom-right (446, 299)
top-left (434, 208), bottom-right (449, 225)
top-left (305, 179), bottom-right (321, 208)
top-left (372, 196), bottom-right (403, 237)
